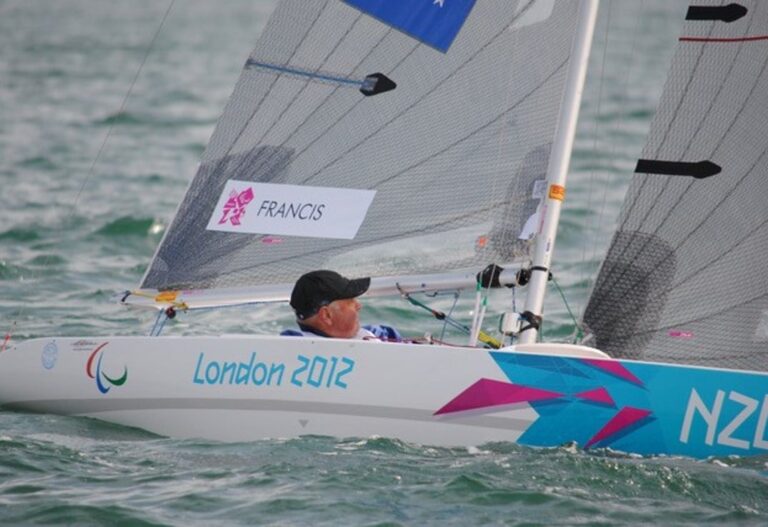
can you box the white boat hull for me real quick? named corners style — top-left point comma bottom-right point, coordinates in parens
top-left (2, 336), bottom-right (767, 458)
top-left (0, 337), bottom-right (537, 445)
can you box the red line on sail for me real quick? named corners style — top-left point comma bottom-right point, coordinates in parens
top-left (679, 35), bottom-right (768, 42)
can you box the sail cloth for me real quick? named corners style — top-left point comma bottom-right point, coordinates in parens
top-left (583, 1), bottom-right (768, 372)
top-left (142, 0), bottom-right (581, 291)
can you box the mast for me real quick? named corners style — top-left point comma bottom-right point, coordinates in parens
top-left (518, 0), bottom-right (599, 344)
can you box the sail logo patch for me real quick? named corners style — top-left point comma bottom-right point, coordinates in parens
top-left (207, 181), bottom-right (376, 240)
top-left (218, 187), bottom-right (255, 226)
top-left (85, 343), bottom-right (128, 394)
top-left (343, 0), bottom-right (476, 52)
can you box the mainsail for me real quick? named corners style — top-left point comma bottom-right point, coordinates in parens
top-left (141, 0), bottom-right (582, 292)
top-left (584, 0), bottom-right (768, 372)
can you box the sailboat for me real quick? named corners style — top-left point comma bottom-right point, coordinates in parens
top-left (2, 0), bottom-right (767, 459)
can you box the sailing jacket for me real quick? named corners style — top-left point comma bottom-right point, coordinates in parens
top-left (281, 324), bottom-right (402, 342)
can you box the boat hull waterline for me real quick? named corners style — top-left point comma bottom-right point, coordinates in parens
top-left (1, 337), bottom-right (766, 458)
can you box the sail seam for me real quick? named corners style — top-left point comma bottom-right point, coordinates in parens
top-left (203, 1), bottom-right (332, 193)
top-left (679, 35), bottom-right (768, 42)
top-left (616, 15), bottom-right (716, 229)
top-left (141, 2), bottom-right (336, 290)
top-left (247, 36), bottom-right (410, 181)
top-left (297, 0), bottom-right (541, 185)
top-left (366, 60), bottom-right (569, 189)
top-left (601, 146), bottom-right (768, 315)
top-left (235, 11), bottom-right (366, 176)
top-left (172, 52), bottom-right (570, 286)
top-left (602, 34), bottom-right (768, 299)
top-left (599, 9), bottom-right (758, 296)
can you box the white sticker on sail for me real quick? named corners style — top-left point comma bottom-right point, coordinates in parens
top-left (531, 179), bottom-right (547, 200)
top-left (510, 0), bottom-right (554, 30)
top-left (207, 181), bottom-right (376, 240)
top-left (519, 211), bottom-right (539, 240)
top-left (754, 310), bottom-right (768, 341)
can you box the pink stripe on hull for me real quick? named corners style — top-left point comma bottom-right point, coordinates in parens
top-left (582, 359), bottom-right (644, 386)
top-left (585, 407), bottom-right (652, 448)
top-left (574, 387), bottom-right (615, 406)
top-left (434, 378), bottom-right (563, 415)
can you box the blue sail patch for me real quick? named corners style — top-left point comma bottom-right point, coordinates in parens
top-left (344, 0), bottom-right (476, 52)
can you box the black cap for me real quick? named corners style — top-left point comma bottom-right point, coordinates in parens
top-left (290, 270), bottom-right (370, 320)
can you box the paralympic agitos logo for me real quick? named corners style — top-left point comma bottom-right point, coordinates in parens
top-left (85, 343), bottom-right (128, 394)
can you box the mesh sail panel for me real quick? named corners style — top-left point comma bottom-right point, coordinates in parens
top-left (584, 1), bottom-right (768, 372)
top-left (142, 0), bottom-right (580, 290)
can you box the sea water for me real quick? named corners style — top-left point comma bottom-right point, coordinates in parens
top-left (1, 1), bottom-right (766, 525)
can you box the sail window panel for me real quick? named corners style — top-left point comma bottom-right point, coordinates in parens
top-left (284, 13), bottom-right (568, 187)
top-left (276, 35), bottom-right (416, 160)
top-left (197, 2), bottom-right (328, 163)
top-left (202, 1), bottom-right (356, 163)
top-left (276, 3), bottom-right (515, 173)
top-left (238, 15), bottom-right (406, 163)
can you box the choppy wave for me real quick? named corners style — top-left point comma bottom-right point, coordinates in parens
top-left (94, 111), bottom-right (215, 129)
top-left (2, 1), bottom-right (766, 525)
top-left (94, 216), bottom-right (159, 237)
top-left (17, 156), bottom-right (58, 171)
top-left (0, 261), bottom-right (31, 281)
top-left (0, 418), bottom-right (766, 526)
top-left (0, 228), bottom-right (41, 242)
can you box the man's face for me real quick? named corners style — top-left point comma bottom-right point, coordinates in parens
top-left (324, 298), bottom-right (361, 338)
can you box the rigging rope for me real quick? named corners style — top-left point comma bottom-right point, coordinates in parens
top-left (577, 0), bottom-right (613, 303)
top-left (397, 286), bottom-right (502, 349)
top-left (438, 291), bottom-right (460, 343)
top-left (550, 274), bottom-right (584, 343)
top-left (581, 0), bottom-right (648, 320)
top-left (2, 0), bottom-right (178, 351)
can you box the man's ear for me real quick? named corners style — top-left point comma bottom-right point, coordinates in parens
top-left (317, 305), bottom-right (333, 326)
